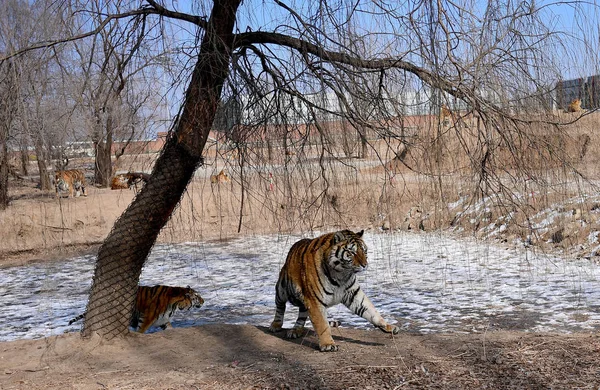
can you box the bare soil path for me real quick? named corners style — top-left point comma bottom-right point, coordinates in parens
top-left (1, 324), bottom-right (599, 389)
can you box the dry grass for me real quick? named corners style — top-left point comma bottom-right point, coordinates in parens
top-left (3, 111), bottom-right (600, 265)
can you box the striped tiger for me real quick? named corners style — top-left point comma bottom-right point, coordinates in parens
top-left (55, 169), bottom-right (87, 198)
top-left (131, 285), bottom-right (204, 333)
top-left (269, 230), bottom-right (399, 352)
top-left (69, 285), bottom-right (204, 334)
top-left (210, 169), bottom-right (231, 184)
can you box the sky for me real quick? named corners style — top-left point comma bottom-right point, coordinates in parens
top-left (149, 0), bottom-right (599, 130)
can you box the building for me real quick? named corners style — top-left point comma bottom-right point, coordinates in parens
top-left (556, 75), bottom-right (600, 110)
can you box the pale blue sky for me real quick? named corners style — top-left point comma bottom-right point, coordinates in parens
top-left (154, 0), bottom-right (598, 124)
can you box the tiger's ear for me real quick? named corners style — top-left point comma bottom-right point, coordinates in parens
top-left (357, 230), bottom-right (364, 237)
top-left (333, 231), bottom-right (345, 243)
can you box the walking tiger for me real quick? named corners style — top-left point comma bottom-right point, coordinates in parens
top-left (269, 229), bottom-right (399, 352)
top-left (69, 285), bottom-right (204, 334)
top-left (55, 169), bottom-right (87, 198)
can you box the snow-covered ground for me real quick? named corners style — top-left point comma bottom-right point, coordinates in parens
top-left (1, 231), bottom-right (599, 342)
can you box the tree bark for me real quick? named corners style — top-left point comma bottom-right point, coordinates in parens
top-left (32, 135), bottom-right (51, 191)
top-left (82, 0), bottom-right (242, 338)
top-left (94, 139), bottom-right (112, 187)
top-left (0, 134), bottom-right (8, 210)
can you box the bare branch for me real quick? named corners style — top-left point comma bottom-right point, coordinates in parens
top-left (234, 31), bottom-right (473, 104)
top-left (0, 1), bottom-right (208, 62)
top-left (0, 9), bottom-right (147, 61)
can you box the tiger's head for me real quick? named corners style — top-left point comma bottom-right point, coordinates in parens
top-left (179, 286), bottom-right (205, 310)
top-left (328, 229), bottom-right (367, 274)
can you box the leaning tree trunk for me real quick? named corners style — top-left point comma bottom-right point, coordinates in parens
top-left (82, 0), bottom-right (242, 338)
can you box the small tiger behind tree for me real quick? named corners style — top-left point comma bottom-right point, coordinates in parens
top-left (269, 230), bottom-right (399, 352)
top-left (69, 285), bottom-right (204, 334)
top-left (111, 172), bottom-right (150, 191)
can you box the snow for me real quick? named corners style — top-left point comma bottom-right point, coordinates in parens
top-left (1, 231), bottom-right (599, 342)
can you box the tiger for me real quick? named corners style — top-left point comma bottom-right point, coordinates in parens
top-left (210, 169), bottom-right (231, 184)
top-left (440, 104), bottom-right (452, 125)
top-left (110, 172), bottom-right (150, 191)
top-left (55, 169), bottom-right (87, 198)
top-left (568, 98), bottom-right (582, 113)
top-left (69, 285), bottom-right (204, 334)
top-left (110, 174), bottom-right (130, 190)
top-left (269, 229), bottom-right (399, 352)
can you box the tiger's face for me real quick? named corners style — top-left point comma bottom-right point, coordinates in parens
top-left (181, 287), bottom-right (205, 310)
top-left (328, 230), bottom-right (367, 273)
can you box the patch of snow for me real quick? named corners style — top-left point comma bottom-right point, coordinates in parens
top-left (1, 231), bottom-right (599, 342)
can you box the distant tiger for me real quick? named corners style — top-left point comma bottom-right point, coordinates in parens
top-left (111, 172), bottom-right (150, 191)
top-left (69, 285), bottom-right (204, 334)
top-left (210, 169), bottom-right (231, 184)
top-left (55, 169), bottom-right (87, 198)
top-left (568, 98), bottom-right (582, 113)
top-left (269, 230), bottom-right (399, 352)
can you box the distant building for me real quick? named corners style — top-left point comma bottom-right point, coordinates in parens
top-left (556, 74), bottom-right (600, 110)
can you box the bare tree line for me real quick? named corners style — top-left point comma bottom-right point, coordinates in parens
top-left (0, 0), bottom-right (169, 209)
top-left (0, 0), bottom-right (598, 338)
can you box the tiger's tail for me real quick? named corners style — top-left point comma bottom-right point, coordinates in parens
top-left (68, 313), bottom-right (85, 326)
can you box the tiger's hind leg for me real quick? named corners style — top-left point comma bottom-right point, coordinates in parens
top-left (286, 304), bottom-right (308, 339)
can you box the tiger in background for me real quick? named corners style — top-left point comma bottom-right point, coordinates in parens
top-left (111, 172), bottom-right (150, 192)
top-left (269, 229), bottom-right (399, 352)
top-left (110, 174), bottom-right (130, 190)
top-left (69, 285), bottom-right (204, 334)
top-left (55, 169), bottom-right (87, 198)
top-left (210, 169), bottom-right (231, 184)
top-left (568, 98), bottom-right (582, 113)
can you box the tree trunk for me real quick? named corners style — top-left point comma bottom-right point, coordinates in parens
top-left (20, 148), bottom-right (28, 176)
top-left (82, 0), bottom-right (242, 338)
top-left (94, 139), bottom-right (112, 187)
top-left (33, 137), bottom-right (51, 191)
top-left (0, 134), bottom-right (8, 210)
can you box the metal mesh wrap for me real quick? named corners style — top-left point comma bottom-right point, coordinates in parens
top-left (82, 136), bottom-right (203, 338)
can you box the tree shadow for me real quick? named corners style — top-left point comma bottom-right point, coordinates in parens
top-left (255, 325), bottom-right (386, 350)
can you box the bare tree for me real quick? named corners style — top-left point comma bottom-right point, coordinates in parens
top-left (0, 59), bottom-right (18, 209)
top-left (0, 0), bottom-right (36, 208)
top-left (68, 0), bottom-right (160, 187)
top-left (5, 0), bottom-right (597, 337)
top-left (0, 0), bottom-right (74, 198)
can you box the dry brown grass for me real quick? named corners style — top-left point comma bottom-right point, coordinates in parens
top-left (3, 111), bottom-right (600, 265)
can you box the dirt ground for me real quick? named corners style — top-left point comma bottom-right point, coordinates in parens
top-left (2, 157), bottom-right (600, 389)
top-left (1, 324), bottom-right (599, 389)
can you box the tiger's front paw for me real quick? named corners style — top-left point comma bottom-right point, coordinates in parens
top-left (379, 324), bottom-right (400, 334)
top-left (269, 321), bottom-right (283, 333)
top-left (319, 343), bottom-right (339, 352)
top-left (286, 327), bottom-right (305, 339)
